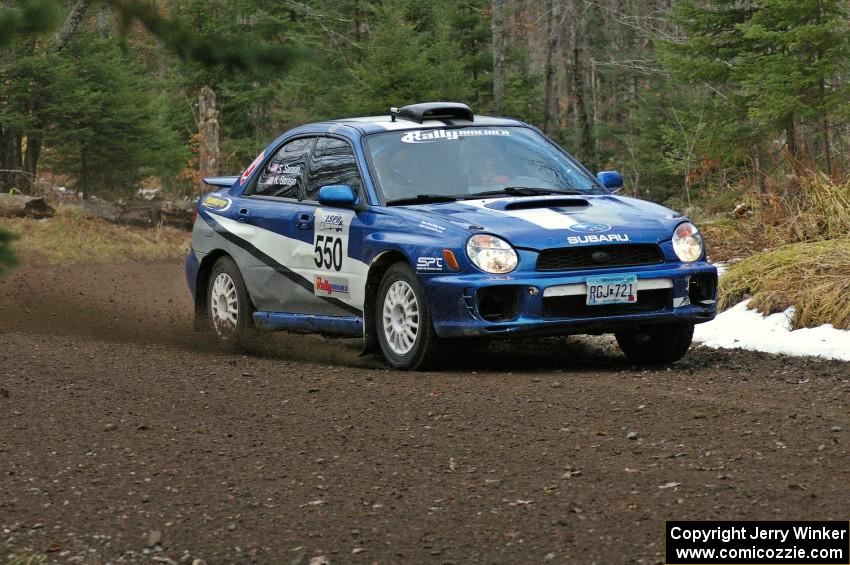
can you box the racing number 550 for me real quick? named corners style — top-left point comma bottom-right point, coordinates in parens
top-left (314, 235), bottom-right (343, 271)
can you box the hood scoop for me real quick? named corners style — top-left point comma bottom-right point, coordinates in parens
top-left (487, 197), bottom-right (590, 211)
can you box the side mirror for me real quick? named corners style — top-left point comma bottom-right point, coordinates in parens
top-left (596, 170), bottom-right (624, 192)
top-left (317, 185), bottom-right (359, 209)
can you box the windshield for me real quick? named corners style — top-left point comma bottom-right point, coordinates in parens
top-left (364, 126), bottom-right (604, 203)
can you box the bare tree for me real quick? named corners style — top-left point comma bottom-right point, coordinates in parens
top-left (542, 0), bottom-right (560, 135)
top-left (55, 0), bottom-right (93, 53)
top-left (560, 2), bottom-right (595, 168)
top-left (491, 0), bottom-right (507, 114)
top-left (198, 86), bottom-right (220, 190)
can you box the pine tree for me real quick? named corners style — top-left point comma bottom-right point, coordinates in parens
top-left (661, 0), bottom-right (850, 174)
top-left (734, 0), bottom-right (849, 171)
top-left (41, 34), bottom-right (176, 197)
top-left (659, 0), bottom-right (759, 169)
top-left (0, 51), bottom-right (82, 192)
top-left (0, 0), bottom-right (61, 273)
top-left (345, 2), bottom-right (437, 113)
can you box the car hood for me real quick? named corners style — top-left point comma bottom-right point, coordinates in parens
top-left (403, 194), bottom-right (684, 250)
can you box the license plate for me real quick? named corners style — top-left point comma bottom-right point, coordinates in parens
top-left (586, 275), bottom-right (637, 306)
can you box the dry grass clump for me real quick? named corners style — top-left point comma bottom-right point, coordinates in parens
top-left (703, 173), bottom-right (850, 264)
top-left (0, 206), bottom-right (189, 265)
top-left (761, 172), bottom-right (850, 243)
top-left (700, 217), bottom-right (773, 263)
top-left (719, 238), bottom-right (850, 330)
top-left (707, 173), bottom-right (850, 329)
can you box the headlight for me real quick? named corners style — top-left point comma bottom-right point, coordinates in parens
top-left (672, 222), bottom-right (704, 262)
top-left (466, 234), bottom-right (518, 274)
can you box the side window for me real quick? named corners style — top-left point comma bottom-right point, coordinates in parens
top-left (304, 137), bottom-right (363, 202)
top-left (252, 137), bottom-right (314, 198)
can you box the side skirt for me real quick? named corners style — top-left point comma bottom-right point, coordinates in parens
top-left (253, 312), bottom-right (364, 337)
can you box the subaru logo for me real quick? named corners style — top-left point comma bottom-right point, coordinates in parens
top-left (568, 223), bottom-right (611, 233)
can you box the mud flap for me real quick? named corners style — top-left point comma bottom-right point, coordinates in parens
top-left (360, 332), bottom-right (380, 356)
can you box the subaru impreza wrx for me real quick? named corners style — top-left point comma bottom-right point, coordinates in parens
top-left (186, 102), bottom-right (717, 369)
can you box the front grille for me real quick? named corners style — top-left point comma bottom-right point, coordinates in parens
top-left (541, 288), bottom-right (672, 319)
top-left (537, 244), bottom-right (663, 272)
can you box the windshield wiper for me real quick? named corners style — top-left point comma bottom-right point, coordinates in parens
top-left (385, 194), bottom-right (460, 206)
top-left (462, 187), bottom-right (585, 199)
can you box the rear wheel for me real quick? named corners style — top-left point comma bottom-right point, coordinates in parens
top-left (615, 322), bottom-right (694, 365)
top-left (206, 256), bottom-right (254, 346)
top-left (376, 263), bottom-right (442, 370)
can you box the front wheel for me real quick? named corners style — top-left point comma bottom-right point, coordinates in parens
top-left (615, 322), bottom-right (694, 365)
top-left (376, 263), bottom-right (442, 370)
top-left (206, 256), bottom-right (255, 346)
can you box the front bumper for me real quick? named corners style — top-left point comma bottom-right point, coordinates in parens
top-left (421, 262), bottom-right (717, 338)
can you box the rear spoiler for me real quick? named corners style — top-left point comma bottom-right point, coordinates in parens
top-left (202, 176), bottom-right (239, 189)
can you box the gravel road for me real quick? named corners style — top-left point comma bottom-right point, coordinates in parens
top-left (1, 261), bottom-right (848, 564)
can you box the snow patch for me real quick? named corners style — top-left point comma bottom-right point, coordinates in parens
top-left (694, 300), bottom-right (850, 362)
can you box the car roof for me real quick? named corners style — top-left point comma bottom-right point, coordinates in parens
top-left (318, 114), bottom-right (526, 135)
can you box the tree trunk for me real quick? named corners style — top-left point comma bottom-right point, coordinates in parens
top-left (542, 0), bottom-right (559, 136)
top-left (22, 137), bottom-right (41, 193)
top-left (785, 119), bottom-right (798, 162)
top-left (80, 146), bottom-right (89, 199)
top-left (0, 130), bottom-right (8, 191)
top-left (573, 44), bottom-right (595, 170)
top-left (753, 144), bottom-right (765, 201)
top-left (97, 2), bottom-right (111, 38)
top-left (198, 86), bottom-right (220, 191)
top-left (822, 115), bottom-right (833, 178)
top-left (559, 3), bottom-right (579, 130)
top-left (1, 131), bottom-right (23, 192)
top-left (491, 0), bottom-right (507, 114)
top-left (55, 0), bottom-right (92, 53)
top-left (818, 77), bottom-right (834, 178)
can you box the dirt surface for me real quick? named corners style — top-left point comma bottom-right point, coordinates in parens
top-left (1, 260), bottom-right (849, 564)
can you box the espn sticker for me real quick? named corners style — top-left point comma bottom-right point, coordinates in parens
top-left (666, 521), bottom-right (850, 564)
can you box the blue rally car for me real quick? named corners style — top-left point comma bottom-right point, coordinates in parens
top-left (186, 102), bottom-right (717, 370)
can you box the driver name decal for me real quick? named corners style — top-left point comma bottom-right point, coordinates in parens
top-left (268, 164), bottom-right (302, 187)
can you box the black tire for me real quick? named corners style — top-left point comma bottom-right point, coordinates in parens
top-left (615, 321), bottom-right (694, 365)
top-left (205, 256), bottom-right (255, 347)
top-left (375, 262), bottom-right (443, 370)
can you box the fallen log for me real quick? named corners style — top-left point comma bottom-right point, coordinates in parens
top-left (59, 196), bottom-right (195, 230)
top-left (114, 198), bottom-right (195, 230)
top-left (0, 193), bottom-right (55, 219)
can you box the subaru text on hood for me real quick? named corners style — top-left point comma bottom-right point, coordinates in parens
top-left (186, 102), bottom-right (718, 370)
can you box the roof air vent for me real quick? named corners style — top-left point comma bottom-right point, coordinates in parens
top-left (393, 102), bottom-right (474, 124)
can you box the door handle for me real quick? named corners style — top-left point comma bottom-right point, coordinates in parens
top-left (296, 213), bottom-right (313, 230)
top-left (237, 208), bottom-right (250, 222)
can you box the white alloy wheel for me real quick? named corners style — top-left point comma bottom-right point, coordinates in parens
top-left (210, 272), bottom-right (239, 337)
top-left (381, 280), bottom-right (420, 355)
